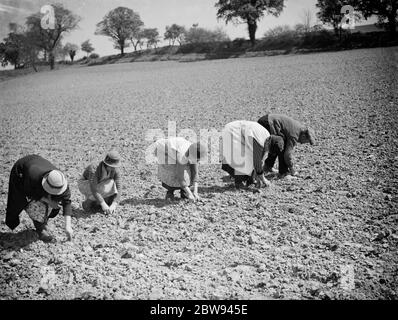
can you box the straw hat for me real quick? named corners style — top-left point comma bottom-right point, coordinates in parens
top-left (104, 150), bottom-right (121, 168)
top-left (42, 170), bottom-right (68, 195)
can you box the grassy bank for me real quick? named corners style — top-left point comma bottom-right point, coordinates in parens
top-left (86, 30), bottom-right (398, 66)
top-left (1, 30), bottom-right (396, 81)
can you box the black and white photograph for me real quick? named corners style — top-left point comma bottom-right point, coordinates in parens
top-left (0, 0), bottom-right (397, 304)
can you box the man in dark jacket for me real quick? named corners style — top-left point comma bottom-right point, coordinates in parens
top-left (6, 154), bottom-right (73, 242)
top-left (258, 114), bottom-right (315, 176)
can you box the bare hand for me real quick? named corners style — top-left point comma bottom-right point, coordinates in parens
top-left (109, 203), bottom-right (117, 214)
top-left (193, 192), bottom-right (201, 201)
top-left (101, 202), bottom-right (111, 215)
top-left (257, 174), bottom-right (271, 188)
top-left (65, 226), bottom-right (73, 241)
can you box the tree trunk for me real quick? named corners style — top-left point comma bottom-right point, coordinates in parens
top-left (31, 57), bottom-right (37, 72)
top-left (248, 20), bottom-right (257, 46)
top-left (120, 44), bottom-right (124, 56)
top-left (388, 15), bottom-right (397, 39)
top-left (48, 50), bottom-right (55, 70)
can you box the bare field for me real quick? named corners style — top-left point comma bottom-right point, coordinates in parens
top-left (0, 47), bottom-right (397, 300)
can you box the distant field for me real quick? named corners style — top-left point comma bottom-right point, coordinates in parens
top-left (0, 47), bottom-right (397, 299)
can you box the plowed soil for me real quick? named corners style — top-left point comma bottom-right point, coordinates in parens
top-left (0, 47), bottom-right (397, 300)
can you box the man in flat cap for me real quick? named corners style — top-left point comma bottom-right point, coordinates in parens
top-left (258, 113), bottom-right (316, 177)
top-left (5, 154), bottom-right (73, 242)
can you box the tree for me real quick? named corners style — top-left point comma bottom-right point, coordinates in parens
top-left (164, 24), bottom-right (186, 45)
top-left (353, 0), bottom-right (398, 37)
top-left (0, 23), bottom-right (40, 71)
top-left (81, 39), bottom-right (94, 57)
top-left (316, 0), bottom-right (362, 36)
top-left (64, 43), bottom-right (78, 62)
top-left (95, 7), bottom-right (143, 56)
top-left (301, 8), bottom-right (313, 33)
top-left (53, 40), bottom-right (67, 61)
top-left (25, 3), bottom-right (80, 69)
top-left (1, 28), bottom-right (24, 68)
top-left (215, 0), bottom-right (285, 45)
top-left (131, 29), bottom-right (145, 51)
top-left (141, 28), bottom-right (160, 49)
top-left (185, 26), bottom-right (230, 43)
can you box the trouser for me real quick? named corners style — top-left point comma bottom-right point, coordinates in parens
top-left (162, 182), bottom-right (188, 198)
top-left (258, 114), bottom-right (289, 175)
top-left (33, 220), bottom-right (48, 233)
top-left (263, 150), bottom-right (289, 174)
top-left (221, 163), bottom-right (254, 185)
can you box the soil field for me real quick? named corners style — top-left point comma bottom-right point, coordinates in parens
top-left (0, 47), bottom-right (397, 300)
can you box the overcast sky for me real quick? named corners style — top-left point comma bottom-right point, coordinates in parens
top-left (0, 0), bottom-right (376, 59)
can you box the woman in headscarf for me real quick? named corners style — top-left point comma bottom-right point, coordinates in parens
top-left (154, 137), bottom-right (208, 201)
top-left (5, 154), bottom-right (73, 242)
top-left (221, 120), bottom-right (284, 189)
top-left (78, 150), bottom-right (122, 214)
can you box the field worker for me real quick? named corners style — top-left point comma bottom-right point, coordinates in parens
top-left (78, 150), bottom-right (122, 214)
top-left (5, 155), bottom-right (73, 242)
top-left (258, 113), bottom-right (316, 176)
top-left (221, 120), bottom-right (284, 189)
top-left (154, 137), bottom-right (208, 201)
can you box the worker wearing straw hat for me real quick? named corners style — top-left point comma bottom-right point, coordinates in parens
top-left (78, 150), bottom-right (122, 214)
top-left (5, 155), bottom-right (73, 242)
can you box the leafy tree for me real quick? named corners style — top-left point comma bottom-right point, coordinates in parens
top-left (141, 28), bottom-right (160, 49)
top-left (131, 29), bottom-right (145, 51)
top-left (185, 26), bottom-right (230, 43)
top-left (353, 0), bottom-right (398, 37)
top-left (25, 3), bottom-right (80, 69)
top-left (81, 39), bottom-right (94, 57)
top-left (64, 43), bottom-right (78, 62)
top-left (0, 27), bottom-right (24, 68)
top-left (215, 0), bottom-right (285, 45)
top-left (164, 24), bottom-right (186, 45)
top-left (0, 23), bottom-right (39, 70)
top-left (95, 7), bottom-right (143, 55)
top-left (316, 0), bottom-right (363, 35)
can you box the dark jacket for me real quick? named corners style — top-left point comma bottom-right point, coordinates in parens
top-left (258, 114), bottom-right (306, 170)
top-left (6, 155), bottom-right (72, 230)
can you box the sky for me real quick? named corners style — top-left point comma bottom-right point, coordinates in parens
top-left (0, 0), bottom-right (377, 60)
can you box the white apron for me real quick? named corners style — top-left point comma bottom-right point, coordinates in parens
top-left (155, 137), bottom-right (192, 187)
top-left (222, 120), bottom-right (270, 176)
top-left (77, 178), bottom-right (118, 201)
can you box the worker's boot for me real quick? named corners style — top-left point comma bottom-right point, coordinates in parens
top-left (33, 220), bottom-right (54, 242)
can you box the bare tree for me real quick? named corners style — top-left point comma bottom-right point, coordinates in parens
top-left (301, 8), bottom-right (313, 33)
